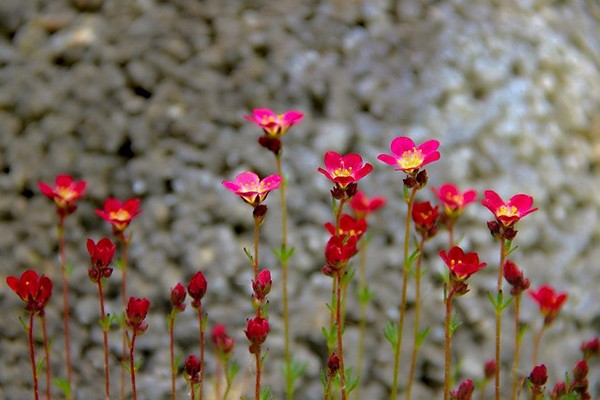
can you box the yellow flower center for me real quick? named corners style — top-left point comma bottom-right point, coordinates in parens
top-left (333, 166), bottom-right (353, 177)
top-left (397, 149), bottom-right (424, 171)
top-left (497, 205), bottom-right (519, 217)
top-left (109, 209), bottom-right (131, 222)
top-left (57, 186), bottom-right (77, 201)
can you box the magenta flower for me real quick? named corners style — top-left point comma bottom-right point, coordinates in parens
top-left (317, 151), bottom-right (373, 189)
top-left (439, 246), bottom-right (487, 281)
top-left (170, 283), bottom-right (187, 312)
top-left (432, 183), bottom-right (477, 216)
top-left (481, 190), bottom-right (537, 228)
top-left (529, 285), bottom-right (568, 324)
top-left (324, 235), bottom-right (358, 270)
top-left (96, 198), bottom-right (143, 234)
top-left (38, 174), bottom-right (86, 217)
top-left (222, 171), bottom-right (282, 208)
top-left (324, 214), bottom-right (367, 240)
top-left (377, 137), bottom-right (440, 174)
top-left (245, 108), bottom-right (304, 137)
top-left (245, 316), bottom-right (269, 353)
top-left (349, 190), bottom-right (386, 218)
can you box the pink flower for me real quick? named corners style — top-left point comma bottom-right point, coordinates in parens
top-left (450, 379), bottom-right (474, 400)
top-left (96, 198), bottom-right (143, 234)
top-left (245, 108), bottom-right (304, 137)
top-left (187, 271), bottom-right (208, 309)
top-left (529, 285), bottom-right (568, 324)
top-left (6, 270), bottom-right (53, 315)
top-left (38, 174), bottom-right (86, 217)
top-left (481, 191), bottom-right (537, 228)
top-left (439, 246), bottom-right (486, 281)
top-left (324, 214), bottom-right (367, 240)
top-left (317, 151), bottom-right (373, 189)
top-left (349, 190), bottom-right (386, 218)
top-left (432, 183), bottom-right (477, 216)
top-left (377, 137), bottom-right (440, 174)
top-left (222, 172), bottom-right (282, 208)
top-left (126, 296), bottom-right (150, 334)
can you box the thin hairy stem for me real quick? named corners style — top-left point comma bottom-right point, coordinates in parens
top-left (354, 239), bottom-right (368, 400)
top-left (120, 233), bottom-right (129, 400)
top-left (443, 290), bottom-right (454, 400)
top-left (129, 333), bottom-right (138, 400)
top-left (390, 186), bottom-right (417, 400)
top-left (494, 238), bottom-right (507, 400)
top-left (255, 351), bottom-right (261, 400)
top-left (29, 312), bottom-right (39, 400)
top-left (336, 270), bottom-right (347, 400)
top-left (532, 324), bottom-right (546, 366)
top-left (97, 280), bottom-right (110, 399)
top-left (40, 314), bottom-right (51, 400)
top-left (511, 295), bottom-right (522, 400)
top-left (197, 305), bottom-right (205, 400)
top-left (57, 220), bottom-right (73, 395)
top-left (169, 314), bottom-right (176, 400)
top-left (406, 237), bottom-right (426, 400)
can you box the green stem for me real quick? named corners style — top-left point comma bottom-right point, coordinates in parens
top-left (41, 314), bottom-right (51, 400)
top-left (406, 237), bottom-right (426, 400)
top-left (443, 289), bottom-right (454, 400)
top-left (510, 295), bottom-right (522, 400)
top-left (354, 240), bottom-right (368, 400)
top-left (29, 312), bottom-right (39, 400)
top-left (57, 219), bottom-right (73, 397)
top-left (98, 280), bottom-right (110, 399)
top-left (336, 270), bottom-right (347, 400)
top-left (494, 237), bottom-right (507, 400)
top-left (390, 186), bottom-right (418, 400)
top-left (532, 324), bottom-right (546, 366)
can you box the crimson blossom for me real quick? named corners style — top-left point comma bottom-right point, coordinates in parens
top-left (324, 214), bottom-right (367, 240)
top-left (324, 235), bottom-right (358, 271)
top-left (377, 136), bottom-right (440, 175)
top-left (529, 284), bottom-right (568, 325)
top-left (184, 355), bottom-right (201, 384)
top-left (222, 171), bottom-right (282, 208)
top-left (125, 296), bottom-right (150, 335)
top-left (211, 324), bottom-right (235, 359)
top-left (245, 108), bottom-right (304, 138)
top-left (317, 151), bottom-right (373, 190)
top-left (481, 190), bottom-right (537, 228)
top-left (38, 174), bottom-right (86, 217)
top-left (439, 246), bottom-right (487, 282)
top-left (6, 270), bottom-right (53, 315)
top-left (252, 269), bottom-right (272, 302)
top-left (412, 201), bottom-right (440, 239)
top-left (86, 237), bottom-right (116, 282)
top-left (431, 183), bottom-right (477, 217)
top-left (170, 283), bottom-right (187, 312)
top-left (96, 197), bottom-right (143, 234)
top-left (349, 190), bottom-right (386, 219)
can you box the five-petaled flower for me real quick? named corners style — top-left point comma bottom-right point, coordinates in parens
top-left (125, 296), bottom-right (150, 335)
top-left (183, 354), bottom-right (201, 384)
top-left (432, 183), bottom-right (477, 218)
top-left (318, 151), bottom-right (373, 191)
top-left (187, 271), bottom-right (208, 309)
top-left (529, 284), bottom-right (568, 325)
top-left (412, 201), bottom-right (439, 239)
top-left (86, 237), bottom-right (116, 282)
top-left (38, 174), bottom-right (86, 217)
top-left (324, 235), bottom-right (358, 271)
top-left (96, 198), bottom-right (143, 234)
top-left (245, 316), bottom-right (269, 354)
top-left (6, 270), bottom-right (53, 315)
top-left (349, 190), bottom-right (386, 219)
top-left (245, 108), bottom-right (304, 138)
top-left (211, 324), bottom-right (235, 360)
top-left (377, 137), bottom-right (440, 175)
top-left (481, 190), bottom-right (537, 228)
top-left (324, 214), bottom-right (367, 241)
top-left (439, 246), bottom-right (486, 282)
top-left (222, 172), bottom-right (282, 208)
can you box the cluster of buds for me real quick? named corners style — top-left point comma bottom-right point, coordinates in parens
top-left (439, 246), bottom-right (487, 297)
top-left (570, 359), bottom-right (591, 398)
top-left (449, 379), bottom-right (474, 400)
top-left (38, 174), bottom-right (86, 218)
top-left (6, 270), bottom-right (53, 315)
top-left (86, 238), bottom-right (116, 283)
top-left (503, 260), bottom-right (531, 296)
top-left (245, 316), bottom-right (269, 355)
top-left (245, 109), bottom-right (303, 155)
top-left (528, 364), bottom-right (548, 397)
top-left (481, 191), bottom-right (537, 241)
top-left (125, 296), bottom-right (150, 335)
top-left (377, 137), bottom-right (440, 189)
top-left (412, 200), bottom-right (439, 240)
top-left (211, 324), bottom-right (235, 362)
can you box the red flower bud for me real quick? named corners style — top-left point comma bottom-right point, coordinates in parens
top-left (450, 379), bottom-right (474, 400)
top-left (126, 296), bottom-right (150, 335)
top-left (245, 316), bottom-right (269, 353)
top-left (503, 260), bottom-right (530, 295)
top-left (252, 269), bottom-right (272, 301)
top-left (184, 354), bottom-right (201, 384)
top-left (484, 360), bottom-right (496, 380)
top-left (550, 382), bottom-right (567, 399)
top-left (187, 271), bottom-right (207, 309)
top-left (325, 235), bottom-right (358, 270)
top-left (573, 359), bottom-right (589, 381)
top-left (87, 237), bottom-right (116, 283)
top-left (528, 364), bottom-right (548, 387)
top-left (211, 323), bottom-right (235, 358)
top-left (170, 283), bottom-right (187, 312)
top-left (580, 337), bottom-right (599, 360)
top-left (327, 353), bottom-right (340, 378)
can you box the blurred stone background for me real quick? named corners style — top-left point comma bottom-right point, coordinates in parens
top-left (1, 0), bottom-right (600, 398)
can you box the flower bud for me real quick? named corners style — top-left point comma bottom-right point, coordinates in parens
top-left (528, 364), bottom-right (548, 387)
top-left (550, 382), bottom-right (566, 399)
top-left (327, 353), bottom-right (340, 378)
top-left (252, 269), bottom-right (272, 301)
top-left (187, 271), bottom-right (207, 308)
top-left (580, 337), bottom-right (599, 360)
top-left (245, 316), bottom-right (269, 354)
top-left (450, 379), bottom-right (474, 400)
top-left (184, 355), bottom-right (201, 384)
top-left (170, 282), bottom-right (187, 312)
top-left (211, 323), bottom-right (235, 357)
top-left (484, 360), bottom-right (496, 380)
top-left (573, 359), bottom-right (589, 381)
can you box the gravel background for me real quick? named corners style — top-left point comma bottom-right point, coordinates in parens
top-left (1, 0), bottom-right (600, 398)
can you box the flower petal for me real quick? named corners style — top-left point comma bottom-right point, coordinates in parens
top-left (390, 137), bottom-right (416, 156)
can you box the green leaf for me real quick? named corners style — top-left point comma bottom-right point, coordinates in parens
top-left (416, 327), bottom-right (430, 349)
top-left (517, 322), bottom-right (528, 343)
top-left (99, 313), bottom-right (116, 332)
top-left (226, 360), bottom-right (240, 384)
top-left (320, 369), bottom-right (327, 387)
top-left (321, 326), bottom-right (337, 350)
top-left (341, 267), bottom-right (355, 286)
top-left (243, 247), bottom-right (254, 263)
top-left (259, 386), bottom-right (273, 400)
top-left (260, 348), bottom-right (269, 367)
top-left (19, 316), bottom-right (28, 332)
top-left (345, 367), bottom-right (359, 394)
top-left (52, 377), bottom-right (72, 398)
top-left (356, 286), bottom-right (374, 304)
top-left (272, 245), bottom-right (295, 264)
top-left (201, 313), bottom-right (209, 330)
top-left (65, 261), bottom-right (74, 277)
top-left (36, 357), bottom-right (45, 376)
top-left (280, 358), bottom-right (306, 386)
top-left (384, 321), bottom-right (398, 349)
top-left (449, 314), bottom-right (462, 335)
top-left (173, 354), bottom-right (184, 374)
top-left (115, 259), bottom-right (125, 271)
top-left (404, 248), bottom-right (422, 272)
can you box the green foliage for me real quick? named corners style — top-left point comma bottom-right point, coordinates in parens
top-left (226, 359), bottom-right (240, 384)
top-left (273, 245), bottom-right (295, 264)
top-left (281, 358), bottom-right (306, 394)
top-left (322, 325), bottom-right (337, 351)
top-left (260, 386), bottom-right (273, 400)
top-left (416, 327), bottom-right (430, 349)
top-left (450, 314), bottom-right (462, 336)
top-left (404, 248), bottom-right (422, 273)
top-left (243, 247), bottom-right (254, 263)
top-left (384, 321), bottom-right (399, 350)
top-left (65, 261), bottom-right (74, 277)
top-left (53, 377), bottom-right (72, 399)
top-left (260, 348), bottom-right (269, 368)
top-left (487, 291), bottom-right (512, 313)
top-left (115, 259), bottom-right (126, 271)
top-left (356, 286), bottom-right (374, 305)
top-left (99, 313), bottom-right (117, 332)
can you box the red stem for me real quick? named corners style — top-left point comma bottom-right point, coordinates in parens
top-left (97, 280), bottom-right (110, 399)
top-left (406, 236), bottom-right (426, 399)
top-left (57, 219), bottom-right (73, 393)
top-left (255, 350), bottom-right (261, 400)
top-left (41, 314), bottom-right (51, 400)
top-left (129, 332), bottom-right (138, 400)
top-left (443, 289), bottom-right (454, 400)
top-left (197, 305), bottom-right (205, 400)
top-left (494, 238), bottom-right (507, 400)
top-left (120, 233), bottom-right (129, 400)
top-left (336, 270), bottom-right (347, 400)
top-left (169, 314), bottom-right (176, 400)
top-left (28, 312), bottom-right (39, 400)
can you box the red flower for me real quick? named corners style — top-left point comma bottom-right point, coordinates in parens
top-left (245, 108), bottom-right (304, 138)
top-left (411, 201), bottom-right (439, 238)
top-left (222, 172), bottom-right (282, 208)
top-left (187, 271), bottom-right (207, 309)
top-left (211, 323), bottom-right (235, 358)
top-left (431, 183), bottom-right (477, 217)
top-left (96, 198), bottom-right (142, 234)
top-left (317, 151), bottom-right (373, 189)
top-left (377, 137), bottom-right (440, 174)
top-left (349, 190), bottom-right (386, 218)
top-left (183, 354), bottom-right (201, 384)
top-left (324, 235), bottom-right (358, 270)
top-left (6, 270), bottom-right (52, 315)
top-left (38, 174), bottom-right (86, 217)
top-left (439, 246), bottom-right (486, 281)
top-left (529, 364), bottom-right (548, 387)
top-left (125, 296), bottom-right (150, 334)
top-left (170, 283), bottom-right (187, 312)
top-left (245, 316), bottom-right (269, 353)
top-left (252, 269), bottom-right (272, 301)
top-left (529, 285), bottom-right (568, 324)
top-left (580, 338), bottom-right (600, 360)
top-left (324, 214), bottom-right (367, 241)
top-left (86, 237), bottom-right (116, 282)
top-left (481, 190), bottom-right (537, 228)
